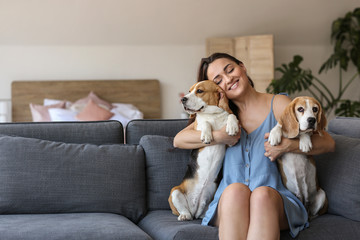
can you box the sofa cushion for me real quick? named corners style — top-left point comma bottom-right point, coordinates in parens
top-left (328, 117), bottom-right (360, 139)
top-left (138, 210), bottom-right (218, 240)
top-left (280, 214), bottom-right (360, 240)
top-left (0, 121), bottom-right (124, 144)
top-left (314, 133), bottom-right (360, 221)
top-left (126, 119), bottom-right (188, 144)
top-left (139, 135), bottom-right (191, 210)
top-left (0, 134), bottom-right (146, 223)
top-left (0, 213), bottom-right (151, 240)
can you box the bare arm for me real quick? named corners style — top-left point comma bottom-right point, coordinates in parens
top-left (264, 131), bottom-right (335, 161)
top-left (173, 122), bottom-right (241, 149)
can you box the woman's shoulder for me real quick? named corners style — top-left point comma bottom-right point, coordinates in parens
top-left (272, 94), bottom-right (292, 121)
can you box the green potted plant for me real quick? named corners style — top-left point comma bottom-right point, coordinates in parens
top-left (267, 7), bottom-right (360, 117)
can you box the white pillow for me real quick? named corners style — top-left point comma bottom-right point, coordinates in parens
top-left (44, 98), bottom-right (72, 109)
top-left (48, 108), bottom-right (77, 121)
top-left (112, 103), bottom-right (144, 120)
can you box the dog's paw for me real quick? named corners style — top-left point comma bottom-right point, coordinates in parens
top-left (178, 213), bottom-right (192, 221)
top-left (299, 134), bottom-right (312, 153)
top-left (268, 125), bottom-right (282, 146)
top-left (201, 129), bottom-right (213, 144)
top-left (226, 114), bottom-right (239, 136)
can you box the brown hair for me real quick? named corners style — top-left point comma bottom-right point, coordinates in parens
top-left (194, 52), bottom-right (254, 119)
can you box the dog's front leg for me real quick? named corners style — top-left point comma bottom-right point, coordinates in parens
top-left (299, 133), bottom-right (312, 152)
top-left (226, 114), bottom-right (239, 136)
top-left (200, 121), bottom-right (213, 144)
top-left (268, 123), bottom-right (283, 146)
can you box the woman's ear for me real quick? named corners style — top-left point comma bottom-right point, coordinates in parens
top-left (280, 101), bottom-right (299, 138)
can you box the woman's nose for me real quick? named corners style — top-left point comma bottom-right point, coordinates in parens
top-left (224, 75), bottom-right (233, 84)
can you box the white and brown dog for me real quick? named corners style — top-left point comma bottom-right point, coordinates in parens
top-left (168, 80), bottom-right (239, 221)
top-left (268, 96), bottom-right (328, 218)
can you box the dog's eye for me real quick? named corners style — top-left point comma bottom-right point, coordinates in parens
top-left (312, 107), bottom-right (318, 113)
top-left (196, 89), bottom-right (204, 94)
top-left (297, 107), bottom-right (304, 113)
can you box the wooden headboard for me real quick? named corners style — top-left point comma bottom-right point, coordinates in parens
top-left (11, 80), bottom-right (161, 122)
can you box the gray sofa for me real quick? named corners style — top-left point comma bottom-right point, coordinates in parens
top-left (0, 117), bottom-right (358, 240)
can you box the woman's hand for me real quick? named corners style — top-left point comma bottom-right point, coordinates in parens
top-left (214, 124), bottom-right (241, 147)
top-left (263, 132), bottom-right (292, 161)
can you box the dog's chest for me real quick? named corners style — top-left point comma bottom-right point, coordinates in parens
top-left (196, 112), bottom-right (228, 131)
top-left (196, 145), bottom-right (226, 181)
top-left (280, 153), bottom-right (312, 188)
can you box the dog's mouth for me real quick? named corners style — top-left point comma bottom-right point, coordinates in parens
top-left (183, 106), bottom-right (204, 113)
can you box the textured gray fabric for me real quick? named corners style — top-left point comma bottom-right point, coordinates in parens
top-left (138, 210), bottom-right (218, 240)
top-left (280, 214), bottom-right (360, 240)
top-left (314, 134), bottom-right (360, 221)
top-left (0, 213), bottom-right (152, 240)
top-left (0, 120), bottom-right (124, 144)
top-left (328, 117), bottom-right (360, 139)
top-left (139, 135), bottom-right (191, 210)
top-left (0, 134), bottom-right (146, 222)
top-left (126, 119), bottom-right (188, 144)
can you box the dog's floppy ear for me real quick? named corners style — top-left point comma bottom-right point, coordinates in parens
top-left (279, 100), bottom-right (299, 138)
top-left (316, 105), bottom-right (327, 135)
top-left (217, 89), bottom-right (233, 114)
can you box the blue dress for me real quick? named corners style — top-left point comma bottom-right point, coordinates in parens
top-left (201, 95), bottom-right (309, 238)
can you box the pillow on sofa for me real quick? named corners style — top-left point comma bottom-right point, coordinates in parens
top-left (0, 134), bottom-right (146, 223)
top-left (139, 135), bottom-right (191, 210)
top-left (315, 133), bottom-right (360, 221)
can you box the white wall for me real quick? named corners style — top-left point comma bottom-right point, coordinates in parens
top-left (0, 44), bottom-right (205, 119)
top-left (1, 43), bottom-right (359, 119)
top-left (0, 0), bottom-right (359, 120)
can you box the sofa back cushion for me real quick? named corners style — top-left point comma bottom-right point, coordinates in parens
top-left (328, 117), bottom-right (360, 139)
top-left (315, 133), bottom-right (360, 221)
top-left (0, 134), bottom-right (146, 223)
top-left (126, 119), bottom-right (188, 144)
top-left (0, 121), bottom-right (124, 144)
top-left (139, 135), bottom-right (191, 210)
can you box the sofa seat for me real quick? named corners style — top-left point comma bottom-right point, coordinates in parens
top-left (280, 214), bottom-right (360, 240)
top-left (0, 213), bottom-right (151, 240)
top-left (138, 210), bottom-right (218, 240)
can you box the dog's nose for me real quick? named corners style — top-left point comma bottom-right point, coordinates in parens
top-left (181, 97), bottom-right (188, 104)
top-left (307, 117), bottom-right (316, 126)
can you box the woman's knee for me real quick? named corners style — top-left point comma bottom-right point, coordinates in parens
top-left (220, 183), bottom-right (251, 206)
top-left (251, 186), bottom-right (283, 210)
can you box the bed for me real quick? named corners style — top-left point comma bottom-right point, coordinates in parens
top-left (11, 80), bottom-right (161, 123)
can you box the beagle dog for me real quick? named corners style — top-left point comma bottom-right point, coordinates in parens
top-left (168, 80), bottom-right (239, 221)
top-left (268, 96), bottom-right (328, 219)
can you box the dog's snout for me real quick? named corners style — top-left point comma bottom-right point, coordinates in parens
top-left (307, 117), bottom-right (316, 126)
top-left (181, 97), bottom-right (188, 104)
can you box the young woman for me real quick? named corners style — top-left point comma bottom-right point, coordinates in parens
top-left (173, 53), bottom-right (335, 240)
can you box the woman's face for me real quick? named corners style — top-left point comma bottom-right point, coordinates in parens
top-left (206, 58), bottom-right (249, 100)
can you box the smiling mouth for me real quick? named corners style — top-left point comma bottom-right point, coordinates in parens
top-left (228, 80), bottom-right (239, 90)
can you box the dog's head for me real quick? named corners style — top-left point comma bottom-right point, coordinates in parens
top-left (181, 80), bottom-right (232, 115)
top-left (280, 96), bottom-right (327, 138)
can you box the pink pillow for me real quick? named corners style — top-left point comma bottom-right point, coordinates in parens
top-left (29, 102), bottom-right (66, 122)
top-left (75, 99), bottom-right (114, 121)
top-left (71, 92), bottom-right (112, 112)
